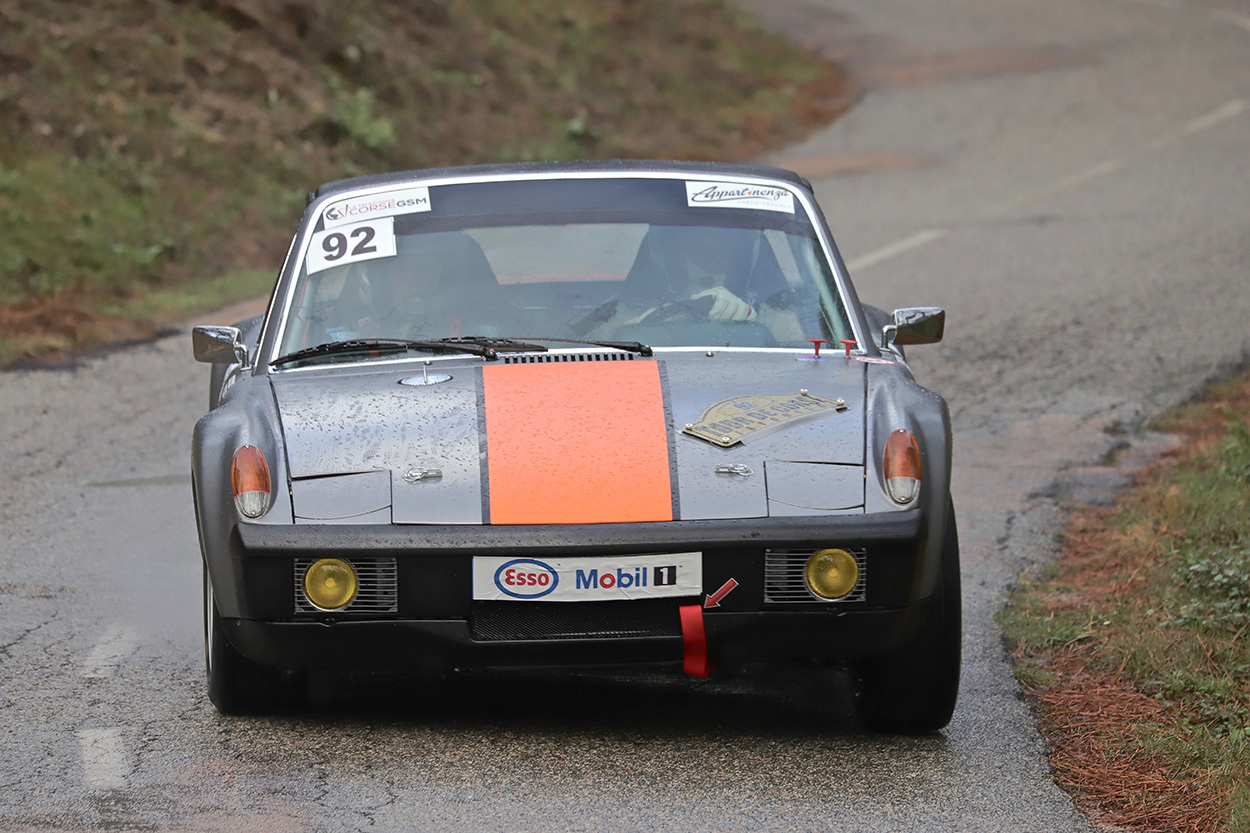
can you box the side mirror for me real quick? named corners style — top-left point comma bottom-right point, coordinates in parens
top-left (882, 307), bottom-right (945, 348)
top-left (192, 325), bottom-right (249, 365)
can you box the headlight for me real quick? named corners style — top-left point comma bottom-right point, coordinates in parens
top-left (303, 558), bottom-right (358, 611)
top-left (805, 548), bottom-right (860, 600)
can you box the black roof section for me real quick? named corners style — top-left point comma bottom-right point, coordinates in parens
top-left (309, 159), bottom-right (813, 205)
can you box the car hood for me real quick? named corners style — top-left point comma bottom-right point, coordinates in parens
top-left (272, 353), bottom-right (867, 525)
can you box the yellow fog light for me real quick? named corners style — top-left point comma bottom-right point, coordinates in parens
top-left (303, 558), bottom-right (358, 610)
top-left (805, 548), bottom-right (859, 600)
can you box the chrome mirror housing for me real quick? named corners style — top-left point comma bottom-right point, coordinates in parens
top-left (881, 307), bottom-right (945, 348)
top-left (193, 325), bottom-right (249, 365)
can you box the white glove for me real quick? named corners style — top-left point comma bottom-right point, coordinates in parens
top-left (692, 286), bottom-right (756, 321)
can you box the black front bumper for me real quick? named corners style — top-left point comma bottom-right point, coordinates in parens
top-left (226, 604), bottom-right (932, 673)
top-left (216, 509), bottom-right (936, 672)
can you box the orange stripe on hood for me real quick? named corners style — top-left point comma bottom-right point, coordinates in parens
top-left (482, 361), bottom-right (673, 524)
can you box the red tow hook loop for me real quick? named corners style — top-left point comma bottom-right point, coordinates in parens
top-left (679, 604), bottom-right (713, 678)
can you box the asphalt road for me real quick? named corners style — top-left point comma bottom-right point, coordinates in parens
top-left (3, 0), bottom-right (1249, 830)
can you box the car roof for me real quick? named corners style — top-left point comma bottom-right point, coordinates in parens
top-left (309, 159), bottom-right (814, 204)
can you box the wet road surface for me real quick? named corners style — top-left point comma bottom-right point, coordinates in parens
top-left (4, 0), bottom-right (1250, 829)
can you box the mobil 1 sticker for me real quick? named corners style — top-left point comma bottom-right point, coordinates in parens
top-left (472, 552), bottom-right (702, 602)
top-left (305, 217), bottom-right (396, 275)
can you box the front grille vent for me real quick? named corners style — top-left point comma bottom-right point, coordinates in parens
top-left (471, 599), bottom-right (682, 641)
top-left (504, 352), bottom-right (635, 364)
top-left (294, 557), bottom-right (398, 615)
top-left (764, 549), bottom-right (867, 604)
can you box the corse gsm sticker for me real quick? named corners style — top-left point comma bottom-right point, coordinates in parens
top-left (321, 186), bottom-right (432, 228)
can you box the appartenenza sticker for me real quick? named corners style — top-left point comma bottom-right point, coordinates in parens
top-left (322, 185), bottom-right (431, 228)
top-left (305, 217), bottom-right (396, 274)
top-left (685, 181), bottom-right (795, 214)
top-left (472, 553), bottom-right (703, 602)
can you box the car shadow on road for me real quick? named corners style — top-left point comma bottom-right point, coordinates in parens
top-left (288, 663), bottom-right (945, 742)
top-left (200, 666), bottom-right (958, 799)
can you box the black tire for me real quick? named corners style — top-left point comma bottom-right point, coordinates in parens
top-left (852, 501), bottom-right (961, 733)
top-left (204, 567), bottom-right (303, 715)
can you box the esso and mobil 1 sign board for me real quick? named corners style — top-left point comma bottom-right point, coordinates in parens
top-left (471, 553), bottom-right (702, 602)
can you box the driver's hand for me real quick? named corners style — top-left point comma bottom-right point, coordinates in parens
top-left (692, 286), bottom-right (756, 321)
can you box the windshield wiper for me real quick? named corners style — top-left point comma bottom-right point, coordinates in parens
top-left (270, 337), bottom-right (512, 367)
top-left (506, 337), bottom-right (653, 357)
top-left (270, 335), bottom-right (645, 368)
top-left (431, 335), bottom-right (550, 353)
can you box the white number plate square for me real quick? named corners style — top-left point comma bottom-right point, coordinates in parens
top-left (305, 217), bottom-right (396, 275)
top-left (472, 553), bottom-right (702, 602)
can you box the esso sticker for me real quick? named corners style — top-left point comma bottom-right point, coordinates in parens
top-left (305, 217), bottom-right (396, 275)
top-left (492, 558), bottom-right (559, 599)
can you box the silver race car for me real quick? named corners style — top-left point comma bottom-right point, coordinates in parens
top-left (192, 160), bottom-right (958, 732)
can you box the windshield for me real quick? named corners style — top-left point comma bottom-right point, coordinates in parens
top-left (276, 177), bottom-right (852, 359)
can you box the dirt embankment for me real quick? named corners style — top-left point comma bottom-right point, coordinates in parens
top-left (0, 0), bottom-right (849, 365)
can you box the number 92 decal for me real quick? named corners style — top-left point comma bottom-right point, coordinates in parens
top-left (305, 217), bottom-right (397, 274)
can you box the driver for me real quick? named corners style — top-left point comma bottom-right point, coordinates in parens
top-left (624, 226), bottom-right (760, 324)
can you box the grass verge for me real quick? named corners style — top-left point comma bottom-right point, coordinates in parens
top-left (999, 370), bottom-right (1250, 833)
top-left (0, 0), bottom-right (849, 367)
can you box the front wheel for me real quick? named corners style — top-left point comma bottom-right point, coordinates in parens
top-left (204, 567), bottom-right (304, 715)
top-left (852, 501), bottom-right (962, 733)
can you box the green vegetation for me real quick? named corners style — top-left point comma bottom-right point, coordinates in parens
top-left (0, 0), bottom-right (844, 364)
top-left (999, 371), bottom-right (1250, 833)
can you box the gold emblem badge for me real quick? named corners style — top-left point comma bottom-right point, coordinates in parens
top-left (682, 391), bottom-right (848, 447)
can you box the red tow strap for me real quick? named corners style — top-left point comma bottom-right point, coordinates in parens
top-left (679, 604), bottom-right (713, 678)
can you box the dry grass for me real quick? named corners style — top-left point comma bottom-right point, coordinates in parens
top-left (1023, 659), bottom-right (1229, 833)
top-left (1001, 369), bottom-right (1250, 833)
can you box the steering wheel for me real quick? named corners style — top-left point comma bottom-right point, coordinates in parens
top-left (630, 294), bottom-right (718, 327)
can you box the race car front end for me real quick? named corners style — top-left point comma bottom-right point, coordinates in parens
top-left (192, 161), bottom-right (959, 731)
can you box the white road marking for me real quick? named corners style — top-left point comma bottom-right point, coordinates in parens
top-left (1210, 9), bottom-right (1250, 34)
top-left (845, 229), bottom-right (946, 272)
top-left (1148, 98), bottom-right (1248, 149)
top-left (987, 159), bottom-right (1126, 215)
top-left (83, 625), bottom-right (137, 680)
top-left (76, 728), bottom-right (128, 791)
top-left (847, 98), bottom-right (1247, 272)
top-left (1107, 0), bottom-right (1180, 8)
